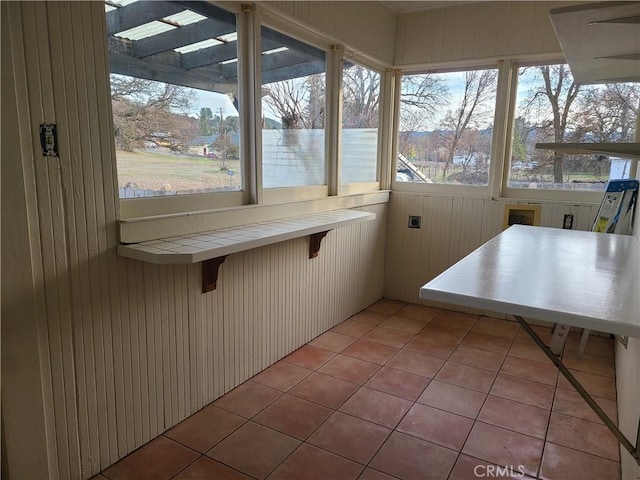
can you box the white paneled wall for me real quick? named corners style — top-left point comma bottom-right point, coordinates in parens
top-left (615, 115), bottom-right (640, 480)
top-left (263, 1), bottom-right (396, 65)
top-left (1, 3), bottom-right (387, 479)
top-left (616, 336), bottom-right (640, 480)
top-left (384, 192), bottom-right (600, 307)
top-left (394, 1), bottom-right (579, 66)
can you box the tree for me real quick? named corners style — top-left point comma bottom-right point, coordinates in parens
top-left (521, 65), bottom-right (580, 183)
top-left (305, 74), bottom-right (325, 128)
top-left (198, 107), bottom-right (214, 136)
top-left (397, 74), bottom-right (448, 161)
top-left (343, 65), bottom-right (380, 128)
top-left (572, 83), bottom-right (639, 143)
top-left (511, 117), bottom-right (528, 164)
top-left (262, 77), bottom-right (318, 129)
top-left (438, 69), bottom-right (497, 180)
top-left (213, 132), bottom-right (239, 171)
top-left (110, 75), bottom-right (197, 150)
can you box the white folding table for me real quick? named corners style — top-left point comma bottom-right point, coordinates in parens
top-left (419, 224), bottom-right (640, 464)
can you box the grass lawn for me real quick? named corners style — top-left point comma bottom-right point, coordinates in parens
top-left (116, 148), bottom-right (241, 192)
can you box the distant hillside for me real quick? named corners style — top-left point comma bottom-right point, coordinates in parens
top-left (263, 117), bottom-right (283, 129)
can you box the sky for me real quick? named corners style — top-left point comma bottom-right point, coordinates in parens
top-left (193, 90), bottom-right (238, 118)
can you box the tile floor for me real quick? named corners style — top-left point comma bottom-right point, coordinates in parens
top-left (95, 299), bottom-right (621, 480)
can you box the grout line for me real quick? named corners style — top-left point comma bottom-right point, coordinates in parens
top-left (449, 322), bottom-right (514, 479)
top-left (100, 302), bottom-right (620, 480)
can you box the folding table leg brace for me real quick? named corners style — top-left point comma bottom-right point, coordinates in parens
top-left (514, 315), bottom-right (640, 465)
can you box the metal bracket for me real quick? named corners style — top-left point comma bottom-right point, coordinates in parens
top-left (514, 315), bottom-right (640, 465)
top-left (202, 256), bottom-right (227, 293)
top-left (309, 231), bottom-right (329, 258)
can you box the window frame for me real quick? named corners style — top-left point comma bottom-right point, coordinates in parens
top-left (499, 58), bottom-right (636, 204)
top-left (258, 12), bottom-right (332, 202)
top-left (339, 54), bottom-right (385, 193)
top-left (111, 2), bottom-right (389, 232)
top-left (391, 62), bottom-right (504, 198)
top-left (110, 1), bottom-right (249, 220)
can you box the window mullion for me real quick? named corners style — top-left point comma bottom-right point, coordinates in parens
top-left (238, 3), bottom-right (262, 204)
top-left (379, 68), bottom-right (397, 191)
top-left (326, 45), bottom-right (343, 196)
top-left (489, 58), bottom-right (514, 200)
top-left (389, 69), bottom-right (402, 191)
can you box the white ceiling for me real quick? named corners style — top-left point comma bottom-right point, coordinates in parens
top-left (380, 1), bottom-right (472, 14)
top-left (550, 2), bottom-right (640, 84)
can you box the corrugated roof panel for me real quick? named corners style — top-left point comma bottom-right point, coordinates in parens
top-left (164, 11), bottom-right (207, 26)
top-left (115, 21), bottom-right (176, 40)
top-left (219, 32), bottom-right (237, 42)
top-left (110, 0), bottom-right (138, 6)
top-left (264, 47), bottom-right (288, 55)
top-left (175, 38), bottom-right (222, 54)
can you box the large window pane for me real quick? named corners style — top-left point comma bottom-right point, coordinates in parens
top-left (398, 69), bottom-right (498, 186)
top-left (261, 27), bottom-right (326, 189)
top-left (508, 64), bottom-right (638, 191)
top-left (106, 1), bottom-right (241, 198)
top-left (341, 63), bottom-right (380, 184)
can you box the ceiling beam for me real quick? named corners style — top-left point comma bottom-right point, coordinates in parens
top-left (134, 18), bottom-right (236, 58)
top-left (220, 50), bottom-right (325, 82)
top-left (106, 1), bottom-right (184, 35)
top-left (109, 52), bottom-right (236, 94)
top-left (262, 50), bottom-right (325, 76)
top-left (181, 38), bottom-right (281, 70)
top-left (262, 27), bottom-right (326, 61)
top-left (261, 60), bottom-right (327, 85)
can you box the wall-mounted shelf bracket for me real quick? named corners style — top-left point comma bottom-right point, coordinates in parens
top-left (309, 231), bottom-right (329, 258)
top-left (117, 209), bottom-right (376, 292)
top-left (202, 256), bottom-right (227, 293)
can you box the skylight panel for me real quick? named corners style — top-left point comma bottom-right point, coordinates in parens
top-left (164, 11), bottom-right (207, 26)
top-left (108, 0), bottom-right (138, 6)
top-left (105, 0), bottom-right (135, 12)
top-left (115, 21), bottom-right (176, 41)
top-left (263, 47), bottom-right (288, 55)
top-left (175, 39), bottom-right (223, 54)
top-left (218, 32), bottom-right (238, 42)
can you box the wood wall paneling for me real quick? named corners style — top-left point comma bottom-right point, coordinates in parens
top-left (7, 1), bottom-right (630, 479)
top-left (384, 192), bottom-right (601, 308)
top-left (4, 3), bottom-right (387, 478)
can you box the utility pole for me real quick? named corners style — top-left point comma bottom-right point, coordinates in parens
top-left (218, 107), bottom-right (225, 134)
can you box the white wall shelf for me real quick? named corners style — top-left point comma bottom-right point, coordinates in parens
top-left (535, 142), bottom-right (640, 160)
top-left (117, 209), bottom-right (375, 292)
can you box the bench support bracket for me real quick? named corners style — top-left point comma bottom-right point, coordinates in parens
top-left (202, 256), bottom-right (227, 293)
top-left (309, 231), bottom-right (329, 258)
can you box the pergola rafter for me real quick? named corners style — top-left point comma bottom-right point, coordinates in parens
top-left (106, 0), bottom-right (327, 94)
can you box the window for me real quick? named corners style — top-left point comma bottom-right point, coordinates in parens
top-left (397, 68), bottom-right (498, 186)
top-left (261, 26), bottom-right (327, 189)
top-left (105, 1), bottom-right (242, 199)
top-left (341, 62), bottom-right (381, 184)
top-left (507, 64), bottom-right (639, 191)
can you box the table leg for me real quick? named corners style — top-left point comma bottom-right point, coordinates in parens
top-left (549, 323), bottom-right (570, 355)
top-left (514, 315), bottom-right (640, 465)
top-left (577, 328), bottom-right (590, 357)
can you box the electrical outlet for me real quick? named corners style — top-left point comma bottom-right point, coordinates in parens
top-left (40, 124), bottom-right (59, 157)
top-left (408, 215), bottom-right (421, 229)
top-left (563, 214), bottom-right (574, 229)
